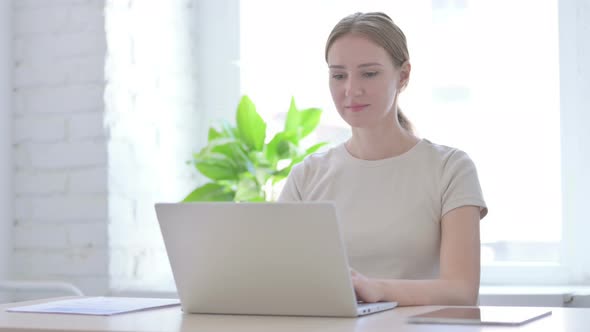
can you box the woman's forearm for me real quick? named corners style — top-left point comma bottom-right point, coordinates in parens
top-left (374, 278), bottom-right (479, 306)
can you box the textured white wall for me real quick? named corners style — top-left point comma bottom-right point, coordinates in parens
top-left (104, 0), bottom-right (239, 292)
top-left (10, 0), bottom-right (240, 297)
top-left (11, 0), bottom-right (109, 296)
top-left (104, 0), bottom-right (198, 291)
top-left (1, 0), bottom-right (13, 303)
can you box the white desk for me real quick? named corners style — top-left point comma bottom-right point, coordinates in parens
top-left (1, 297), bottom-right (589, 332)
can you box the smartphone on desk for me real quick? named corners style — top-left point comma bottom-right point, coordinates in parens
top-left (407, 307), bottom-right (552, 326)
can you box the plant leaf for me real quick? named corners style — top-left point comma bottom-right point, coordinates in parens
top-left (184, 96), bottom-right (326, 203)
top-left (265, 131), bottom-right (297, 163)
top-left (207, 138), bottom-right (251, 173)
top-left (208, 127), bottom-right (223, 142)
top-left (234, 174), bottom-right (264, 202)
top-left (236, 95), bottom-right (266, 151)
top-left (271, 172), bottom-right (289, 184)
top-left (299, 108), bottom-right (322, 139)
top-left (290, 142), bottom-right (325, 165)
top-left (254, 167), bottom-right (274, 188)
top-left (220, 120), bottom-right (238, 139)
top-left (265, 133), bottom-right (282, 164)
top-left (276, 140), bottom-right (291, 159)
top-left (183, 183), bottom-right (235, 202)
top-left (273, 141), bottom-right (327, 180)
top-left (284, 96), bottom-right (300, 134)
top-left (205, 138), bottom-right (239, 152)
top-left (304, 141), bottom-right (327, 155)
top-left (194, 153), bottom-right (239, 181)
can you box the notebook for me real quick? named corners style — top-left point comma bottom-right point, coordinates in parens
top-left (6, 297), bottom-right (180, 316)
top-left (407, 306), bottom-right (552, 326)
top-left (155, 201), bottom-right (397, 317)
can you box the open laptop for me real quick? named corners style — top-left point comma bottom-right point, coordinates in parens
top-left (155, 201), bottom-right (397, 317)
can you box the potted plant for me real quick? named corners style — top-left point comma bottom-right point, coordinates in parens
top-left (183, 95), bottom-right (327, 202)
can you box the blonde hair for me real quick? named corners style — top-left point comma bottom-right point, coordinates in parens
top-left (325, 12), bottom-right (414, 133)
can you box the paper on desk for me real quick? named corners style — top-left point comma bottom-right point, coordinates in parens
top-left (6, 297), bottom-right (181, 316)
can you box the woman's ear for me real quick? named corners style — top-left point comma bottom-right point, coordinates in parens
top-left (399, 61), bottom-right (411, 90)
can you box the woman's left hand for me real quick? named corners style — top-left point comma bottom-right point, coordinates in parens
top-left (350, 268), bottom-right (383, 303)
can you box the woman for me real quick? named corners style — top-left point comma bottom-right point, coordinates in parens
top-left (279, 12), bottom-right (488, 306)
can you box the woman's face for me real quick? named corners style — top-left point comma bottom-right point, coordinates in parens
top-left (327, 33), bottom-right (404, 129)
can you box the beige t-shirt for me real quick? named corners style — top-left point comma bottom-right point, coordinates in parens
top-left (278, 139), bottom-right (487, 280)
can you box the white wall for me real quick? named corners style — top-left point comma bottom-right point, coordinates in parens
top-left (9, 0), bottom-right (239, 298)
top-left (104, 0), bottom-right (240, 292)
top-left (0, 0), bottom-right (13, 302)
top-left (560, 0), bottom-right (590, 282)
top-left (104, 0), bottom-right (201, 291)
top-left (11, 0), bottom-right (109, 296)
top-left (196, 0), bottom-right (240, 131)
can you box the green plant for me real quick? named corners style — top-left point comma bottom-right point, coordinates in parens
top-left (183, 95), bottom-right (327, 202)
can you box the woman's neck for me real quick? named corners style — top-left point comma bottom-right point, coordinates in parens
top-left (346, 121), bottom-right (420, 161)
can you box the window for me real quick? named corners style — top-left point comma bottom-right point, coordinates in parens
top-left (240, 0), bottom-right (573, 284)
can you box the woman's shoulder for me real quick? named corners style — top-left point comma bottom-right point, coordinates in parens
top-left (419, 139), bottom-right (473, 164)
top-left (302, 143), bottom-right (345, 165)
top-left (290, 143), bottom-right (345, 175)
top-left (423, 139), bottom-right (475, 173)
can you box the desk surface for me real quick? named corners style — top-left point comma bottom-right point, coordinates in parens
top-left (1, 297), bottom-right (589, 332)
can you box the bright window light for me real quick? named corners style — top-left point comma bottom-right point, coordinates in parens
top-left (240, 0), bottom-right (561, 267)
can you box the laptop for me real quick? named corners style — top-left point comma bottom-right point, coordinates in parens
top-left (155, 201), bottom-right (397, 317)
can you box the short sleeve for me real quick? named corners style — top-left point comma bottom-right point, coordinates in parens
top-left (277, 163), bottom-right (304, 201)
top-left (440, 150), bottom-right (488, 219)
